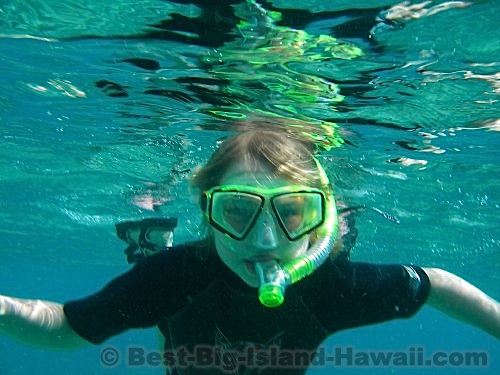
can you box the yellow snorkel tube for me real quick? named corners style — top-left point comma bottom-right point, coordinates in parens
top-left (255, 159), bottom-right (338, 308)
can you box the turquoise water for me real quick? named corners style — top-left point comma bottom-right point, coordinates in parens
top-left (0, 0), bottom-right (498, 373)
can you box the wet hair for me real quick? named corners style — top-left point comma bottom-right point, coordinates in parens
top-left (191, 122), bottom-right (323, 192)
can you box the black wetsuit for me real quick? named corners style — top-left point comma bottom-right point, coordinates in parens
top-left (64, 240), bottom-right (430, 374)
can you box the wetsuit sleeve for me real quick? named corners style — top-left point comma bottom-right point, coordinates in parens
top-left (63, 245), bottom-right (214, 344)
top-left (304, 261), bottom-right (430, 333)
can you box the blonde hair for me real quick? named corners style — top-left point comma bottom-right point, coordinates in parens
top-left (191, 121), bottom-right (325, 192)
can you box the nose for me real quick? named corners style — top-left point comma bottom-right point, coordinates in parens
top-left (252, 210), bottom-right (279, 249)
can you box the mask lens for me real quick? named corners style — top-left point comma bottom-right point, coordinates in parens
top-left (272, 192), bottom-right (324, 240)
top-left (211, 191), bottom-right (263, 239)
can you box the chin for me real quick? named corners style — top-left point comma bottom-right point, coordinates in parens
top-left (235, 263), bottom-right (259, 288)
top-left (240, 276), bottom-right (259, 289)
top-left (240, 274), bottom-right (259, 288)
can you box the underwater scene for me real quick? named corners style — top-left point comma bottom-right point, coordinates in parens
top-left (0, 0), bottom-right (498, 374)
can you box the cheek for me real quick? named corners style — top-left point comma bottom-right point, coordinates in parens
top-left (286, 236), bottom-right (310, 258)
top-left (213, 231), bottom-right (237, 253)
top-left (213, 233), bottom-right (241, 268)
top-left (213, 227), bottom-right (310, 261)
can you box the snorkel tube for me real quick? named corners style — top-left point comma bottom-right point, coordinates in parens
top-left (255, 158), bottom-right (338, 308)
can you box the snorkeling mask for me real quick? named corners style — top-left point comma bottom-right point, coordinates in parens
top-left (203, 158), bottom-right (338, 308)
top-left (204, 184), bottom-right (326, 242)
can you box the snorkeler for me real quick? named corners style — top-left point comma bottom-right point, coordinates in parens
top-left (0, 125), bottom-right (499, 374)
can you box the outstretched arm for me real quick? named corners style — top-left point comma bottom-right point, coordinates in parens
top-left (423, 267), bottom-right (500, 339)
top-left (0, 294), bottom-right (88, 349)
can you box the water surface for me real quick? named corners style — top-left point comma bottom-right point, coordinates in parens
top-left (0, 1), bottom-right (498, 374)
